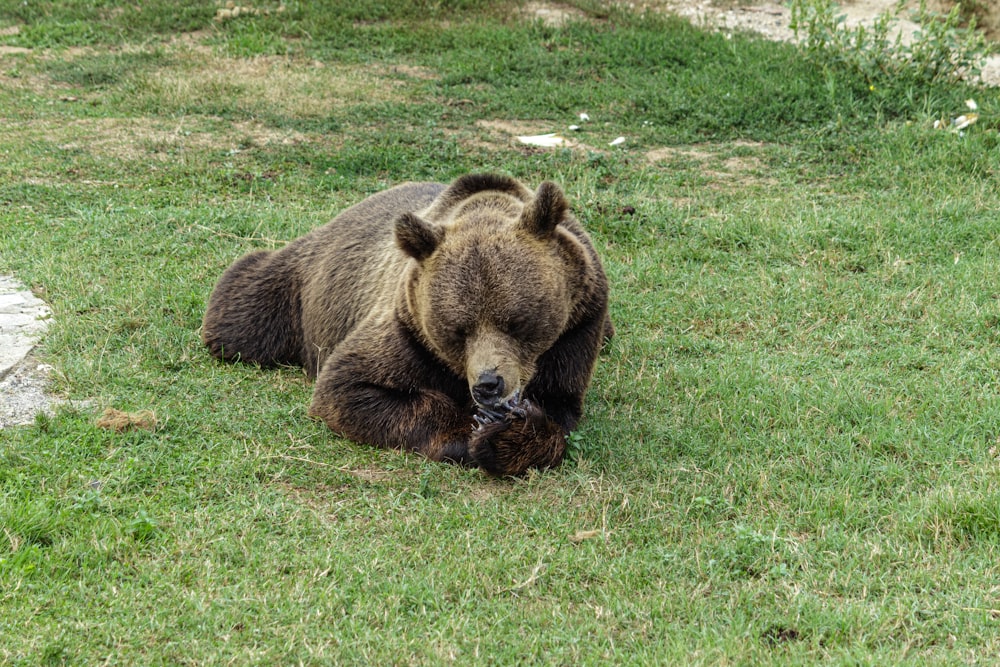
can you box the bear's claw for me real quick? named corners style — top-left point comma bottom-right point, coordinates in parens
top-left (473, 392), bottom-right (527, 431)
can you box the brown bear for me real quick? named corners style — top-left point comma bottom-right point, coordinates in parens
top-left (202, 173), bottom-right (612, 476)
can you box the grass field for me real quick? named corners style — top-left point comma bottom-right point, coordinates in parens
top-left (2, 1), bottom-right (1000, 664)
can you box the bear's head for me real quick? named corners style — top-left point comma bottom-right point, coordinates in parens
top-left (395, 176), bottom-right (592, 409)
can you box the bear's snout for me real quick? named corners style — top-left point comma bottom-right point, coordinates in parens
top-left (465, 330), bottom-right (526, 408)
top-left (472, 370), bottom-right (505, 407)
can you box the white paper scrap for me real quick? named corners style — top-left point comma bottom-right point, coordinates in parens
top-left (954, 114), bottom-right (978, 130)
top-left (517, 133), bottom-right (569, 147)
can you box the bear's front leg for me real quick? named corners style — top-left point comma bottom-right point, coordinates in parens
top-left (309, 322), bottom-right (484, 465)
top-left (469, 396), bottom-right (567, 476)
top-left (309, 378), bottom-right (477, 464)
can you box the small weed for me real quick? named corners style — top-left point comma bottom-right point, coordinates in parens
top-left (791, 0), bottom-right (994, 92)
top-left (70, 488), bottom-right (106, 514)
top-left (41, 642), bottom-right (70, 667)
top-left (565, 430), bottom-right (586, 463)
top-left (127, 509), bottom-right (158, 541)
top-left (711, 524), bottom-right (798, 579)
top-left (417, 469), bottom-right (436, 499)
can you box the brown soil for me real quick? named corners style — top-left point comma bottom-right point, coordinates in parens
top-left (523, 0), bottom-right (1000, 85)
top-left (926, 0), bottom-right (999, 39)
top-left (737, 0), bottom-right (994, 78)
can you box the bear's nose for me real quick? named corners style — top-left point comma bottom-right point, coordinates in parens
top-left (472, 371), bottom-right (505, 407)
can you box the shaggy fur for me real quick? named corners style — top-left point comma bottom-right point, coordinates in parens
top-left (203, 174), bottom-right (612, 476)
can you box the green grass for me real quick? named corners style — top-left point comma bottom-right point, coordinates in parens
top-left (2, 1), bottom-right (1000, 663)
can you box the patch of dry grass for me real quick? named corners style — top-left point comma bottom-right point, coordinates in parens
top-left (139, 51), bottom-right (407, 119)
top-left (12, 116), bottom-right (310, 161)
top-left (1, 44), bottom-right (431, 168)
top-left (646, 141), bottom-right (779, 188)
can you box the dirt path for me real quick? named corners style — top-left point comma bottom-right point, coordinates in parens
top-left (641, 0), bottom-right (1000, 85)
top-left (529, 0), bottom-right (999, 85)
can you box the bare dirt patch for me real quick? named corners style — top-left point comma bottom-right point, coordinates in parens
top-left (642, 0), bottom-right (924, 44)
top-left (926, 0), bottom-right (999, 39)
top-left (522, 2), bottom-right (588, 27)
top-left (0, 356), bottom-right (69, 428)
top-left (640, 0), bottom-right (1000, 85)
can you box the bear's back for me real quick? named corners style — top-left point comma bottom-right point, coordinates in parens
top-left (295, 182), bottom-right (446, 372)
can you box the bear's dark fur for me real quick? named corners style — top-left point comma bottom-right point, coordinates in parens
top-left (202, 174), bottom-right (612, 476)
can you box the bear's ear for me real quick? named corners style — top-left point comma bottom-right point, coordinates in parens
top-left (520, 181), bottom-right (567, 239)
top-left (395, 212), bottom-right (443, 261)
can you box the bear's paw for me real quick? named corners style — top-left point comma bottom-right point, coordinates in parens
top-left (469, 397), bottom-right (566, 476)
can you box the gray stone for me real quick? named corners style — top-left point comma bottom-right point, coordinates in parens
top-left (0, 275), bottom-right (62, 428)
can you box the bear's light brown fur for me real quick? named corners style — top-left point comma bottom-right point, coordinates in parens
top-left (202, 174), bottom-right (612, 476)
